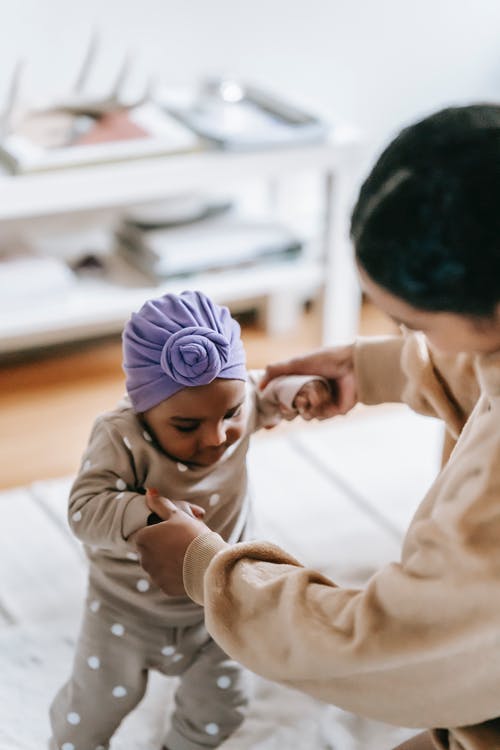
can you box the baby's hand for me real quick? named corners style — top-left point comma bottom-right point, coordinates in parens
top-left (293, 379), bottom-right (332, 421)
top-left (146, 488), bottom-right (205, 522)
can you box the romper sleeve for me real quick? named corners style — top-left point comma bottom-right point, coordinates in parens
top-left (246, 369), bottom-right (329, 432)
top-left (68, 415), bottom-right (150, 551)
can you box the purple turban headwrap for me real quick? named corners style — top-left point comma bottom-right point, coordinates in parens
top-left (122, 291), bottom-right (247, 413)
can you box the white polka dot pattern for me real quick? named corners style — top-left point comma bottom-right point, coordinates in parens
top-left (115, 478), bottom-right (126, 491)
top-left (161, 645), bottom-right (175, 656)
top-left (209, 493), bottom-right (220, 506)
top-left (87, 656), bottom-right (100, 670)
top-left (172, 653), bottom-right (183, 662)
top-left (62, 743), bottom-right (75, 750)
top-left (205, 722), bottom-right (220, 736)
top-left (126, 552), bottom-right (139, 561)
top-left (89, 600), bottom-right (100, 613)
top-left (112, 685), bottom-right (127, 697)
top-left (67, 711), bottom-right (81, 725)
top-left (71, 511), bottom-right (82, 522)
top-left (217, 675), bottom-right (231, 689)
top-left (136, 578), bottom-right (150, 592)
top-left (116, 492), bottom-right (125, 500)
top-left (122, 436), bottom-right (132, 450)
top-left (143, 430), bottom-right (152, 442)
top-left (83, 459), bottom-right (91, 471)
top-left (177, 462), bottom-right (188, 472)
top-left (111, 623), bottom-right (125, 637)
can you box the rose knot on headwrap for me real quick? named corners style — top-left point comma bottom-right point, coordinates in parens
top-left (160, 326), bottom-right (230, 386)
top-left (122, 290), bottom-right (247, 413)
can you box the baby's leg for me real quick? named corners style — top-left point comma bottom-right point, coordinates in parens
top-left (163, 623), bottom-right (249, 750)
top-left (49, 594), bottom-right (148, 750)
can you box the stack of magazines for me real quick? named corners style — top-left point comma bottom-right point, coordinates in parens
top-left (115, 196), bottom-right (303, 280)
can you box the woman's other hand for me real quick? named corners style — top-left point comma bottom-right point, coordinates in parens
top-left (262, 345), bottom-right (358, 418)
top-left (135, 497), bottom-right (209, 596)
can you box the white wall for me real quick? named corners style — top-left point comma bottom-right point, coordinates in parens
top-left (1, 0), bottom-right (499, 167)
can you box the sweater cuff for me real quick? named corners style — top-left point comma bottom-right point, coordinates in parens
top-left (183, 532), bottom-right (228, 604)
top-left (354, 336), bottom-right (407, 405)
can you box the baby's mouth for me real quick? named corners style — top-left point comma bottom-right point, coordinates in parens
top-left (192, 445), bottom-right (228, 465)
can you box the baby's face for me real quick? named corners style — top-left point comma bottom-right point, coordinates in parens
top-left (142, 378), bottom-right (247, 467)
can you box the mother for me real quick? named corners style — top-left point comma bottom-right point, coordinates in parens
top-left (137, 105), bottom-right (500, 750)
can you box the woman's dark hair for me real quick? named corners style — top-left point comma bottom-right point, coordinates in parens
top-left (351, 105), bottom-right (500, 317)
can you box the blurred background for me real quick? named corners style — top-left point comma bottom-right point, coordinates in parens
top-left (1, 0), bottom-right (499, 488)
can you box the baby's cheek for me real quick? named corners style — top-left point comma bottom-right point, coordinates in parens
top-left (165, 433), bottom-right (196, 457)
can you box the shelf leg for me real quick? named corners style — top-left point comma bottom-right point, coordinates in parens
top-left (262, 292), bottom-right (303, 336)
top-left (320, 167), bottom-right (362, 346)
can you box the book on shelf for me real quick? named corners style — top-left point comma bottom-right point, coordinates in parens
top-left (0, 252), bottom-right (76, 311)
top-left (0, 102), bottom-right (200, 174)
top-left (159, 80), bottom-right (329, 150)
top-left (115, 212), bottom-right (303, 280)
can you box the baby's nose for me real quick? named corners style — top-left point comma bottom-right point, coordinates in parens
top-left (204, 421), bottom-right (226, 446)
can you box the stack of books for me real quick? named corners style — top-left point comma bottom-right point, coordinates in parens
top-left (0, 252), bottom-right (76, 310)
top-left (115, 198), bottom-right (303, 280)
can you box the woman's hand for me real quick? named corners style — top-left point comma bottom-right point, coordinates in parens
top-left (134, 496), bottom-right (209, 596)
top-left (262, 345), bottom-right (358, 418)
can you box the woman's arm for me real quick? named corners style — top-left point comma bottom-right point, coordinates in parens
top-left (137, 511), bottom-right (500, 730)
top-left (261, 334), bottom-right (479, 436)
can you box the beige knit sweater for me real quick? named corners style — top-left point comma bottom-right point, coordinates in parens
top-left (183, 334), bottom-right (500, 750)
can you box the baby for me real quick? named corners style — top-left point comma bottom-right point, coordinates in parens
top-left (49, 290), bottom-right (330, 750)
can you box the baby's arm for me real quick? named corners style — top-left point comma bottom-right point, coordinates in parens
top-left (292, 379), bottom-right (332, 421)
top-left (144, 488), bottom-right (205, 525)
top-left (248, 370), bottom-right (332, 431)
top-left (68, 416), bottom-right (150, 552)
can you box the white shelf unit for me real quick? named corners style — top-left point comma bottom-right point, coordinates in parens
top-left (0, 126), bottom-right (362, 354)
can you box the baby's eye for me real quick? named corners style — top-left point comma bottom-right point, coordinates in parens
top-left (224, 406), bottom-right (242, 420)
top-left (174, 424), bottom-right (199, 433)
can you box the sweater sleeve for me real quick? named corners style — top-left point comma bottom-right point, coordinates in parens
top-left (183, 389), bottom-right (500, 731)
top-left (184, 506), bottom-right (500, 729)
top-left (68, 415), bottom-right (150, 551)
top-left (247, 369), bottom-right (329, 431)
top-left (355, 334), bottom-right (480, 438)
